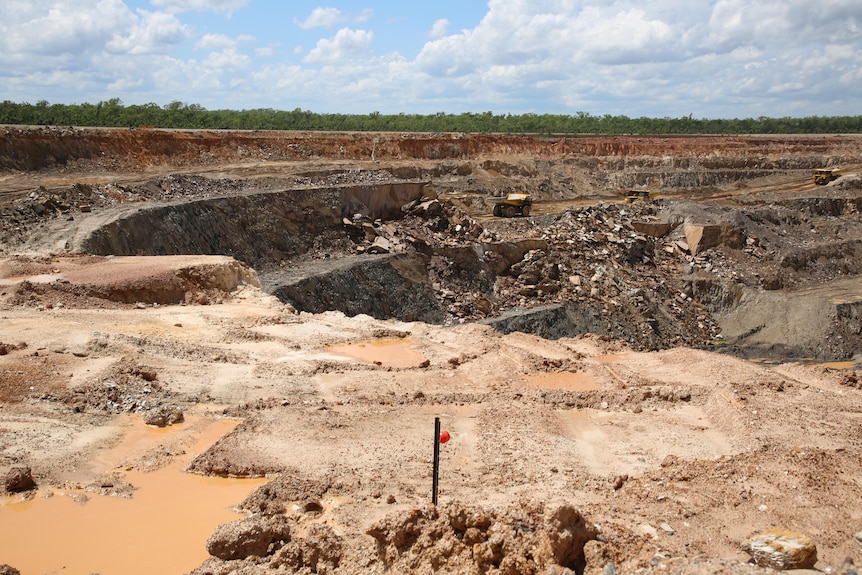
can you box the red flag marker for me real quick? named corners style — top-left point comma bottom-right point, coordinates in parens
top-left (440, 430), bottom-right (450, 444)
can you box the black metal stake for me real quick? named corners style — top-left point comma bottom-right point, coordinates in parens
top-left (432, 416), bottom-right (441, 505)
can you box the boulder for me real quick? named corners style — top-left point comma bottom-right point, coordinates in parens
top-left (142, 405), bottom-right (184, 427)
top-left (741, 528), bottom-right (817, 570)
top-left (683, 224), bottom-right (744, 256)
top-left (270, 523), bottom-right (343, 572)
top-left (632, 222), bottom-right (674, 238)
top-left (4, 467), bottom-right (35, 492)
top-left (0, 565), bottom-right (21, 575)
top-left (206, 515), bottom-right (291, 560)
top-left (366, 236), bottom-right (391, 254)
top-left (537, 503), bottom-right (598, 574)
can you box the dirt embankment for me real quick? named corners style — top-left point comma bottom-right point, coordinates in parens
top-left (2, 126), bottom-right (858, 170)
top-left (2, 128), bottom-right (859, 199)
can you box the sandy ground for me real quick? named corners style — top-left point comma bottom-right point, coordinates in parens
top-left (1, 256), bottom-right (860, 574)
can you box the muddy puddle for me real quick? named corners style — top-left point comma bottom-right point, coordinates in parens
top-left (327, 338), bottom-right (428, 368)
top-left (520, 371), bottom-right (601, 391)
top-left (752, 358), bottom-right (857, 369)
top-left (0, 273), bottom-right (63, 286)
top-left (816, 360), bottom-right (856, 369)
top-left (0, 416), bottom-right (266, 575)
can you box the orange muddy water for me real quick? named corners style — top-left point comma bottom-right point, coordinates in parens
top-left (817, 361), bottom-right (856, 369)
top-left (327, 338), bottom-right (428, 368)
top-left (0, 417), bottom-right (266, 575)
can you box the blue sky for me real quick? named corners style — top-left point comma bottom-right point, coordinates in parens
top-left (1, 1), bottom-right (861, 118)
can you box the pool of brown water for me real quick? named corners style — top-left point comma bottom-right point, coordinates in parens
top-left (0, 416), bottom-right (266, 575)
top-left (327, 338), bottom-right (428, 368)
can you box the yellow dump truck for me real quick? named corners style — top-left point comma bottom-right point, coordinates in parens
top-left (492, 193), bottom-right (532, 217)
top-left (624, 190), bottom-right (661, 203)
top-left (813, 168), bottom-right (845, 185)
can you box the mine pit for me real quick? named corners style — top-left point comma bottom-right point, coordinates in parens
top-left (2, 128), bottom-right (862, 574)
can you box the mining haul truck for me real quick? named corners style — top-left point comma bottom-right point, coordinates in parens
top-left (492, 193), bottom-right (532, 217)
top-left (624, 190), bottom-right (661, 203)
top-left (813, 168), bottom-right (845, 185)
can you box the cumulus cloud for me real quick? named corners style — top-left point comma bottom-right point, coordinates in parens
top-left (295, 7), bottom-right (343, 29)
top-left (0, 0), bottom-right (189, 63)
top-left (2, 0), bottom-right (135, 56)
top-left (406, 0), bottom-right (862, 115)
top-left (107, 10), bottom-right (191, 55)
top-left (1, 0), bottom-right (861, 117)
top-left (304, 28), bottom-right (374, 64)
top-left (294, 7), bottom-right (376, 29)
top-left (196, 34), bottom-right (236, 50)
top-left (194, 33), bottom-right (254, 50)
top-left (150, 0), bottom-right (249, 14)
top-left (430, 19), bottom-right (449, 39)
top-left (416, 2), bottom-right (683, 76)
top-left (203, 47), bottom-right (251, 71)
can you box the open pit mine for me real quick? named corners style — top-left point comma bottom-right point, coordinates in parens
top-left (1, 127), bottom-right (861, 575)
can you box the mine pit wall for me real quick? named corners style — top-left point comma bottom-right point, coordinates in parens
top-left (779, 239), bottom-right (862, 274)
top-left (835, 300), bottom-right (862, 355)
top-left (4, 127), bottom-right (859, 177)
top-left (80, 182), bottom-right (427, 270)
top-left (266, 240), bottom-right (548, 324)
top-left (589, 155), bottom-right (833, 190)
top-left (339, 181), bottom-right (434, 220)
top-left (777, 197), bottom-right (862, 216)
top-left (484, 301), bottom-right (667, 349)
top-left (271, 253), bottom-right (446, 324)
top-left (711, 290), bottom-right (862, 361)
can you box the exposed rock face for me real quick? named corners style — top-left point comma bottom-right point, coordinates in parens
top-left (741, 528), bottom-right (818, 570)
top-left (3, 467), bottom-right (35, 492)
top-left (80, 183), bottom-right (427, 270)
top-left (269, 253), bottom-right (446, 324)
top-left (684, 224), bottom-right (744, 255)
top-left (1, 127), bottom-right (857, 172)
top-left (206, 515), bottom-right (291, 561)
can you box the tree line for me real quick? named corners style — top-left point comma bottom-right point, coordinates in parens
top-left (2, 99), bottom-right (860, 135)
